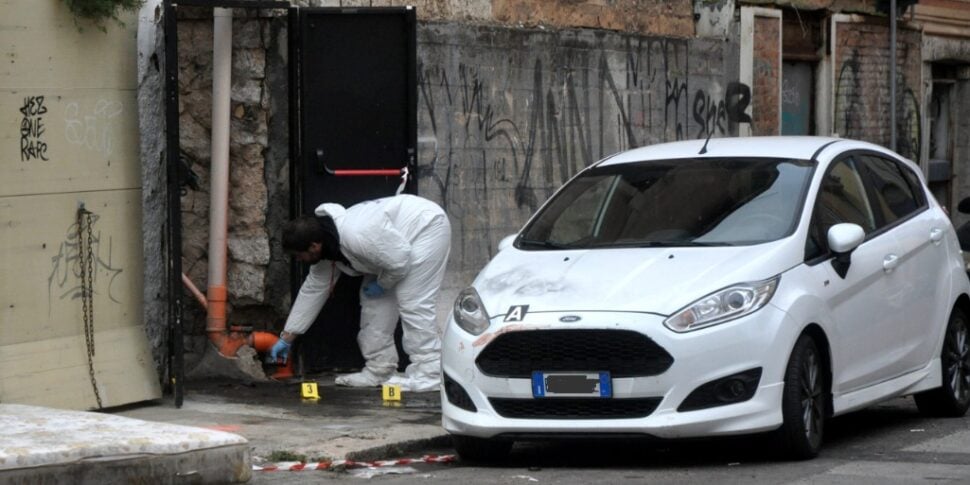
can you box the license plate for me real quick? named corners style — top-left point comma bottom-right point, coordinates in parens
top-left (532, 371), bottom-right (612, 398)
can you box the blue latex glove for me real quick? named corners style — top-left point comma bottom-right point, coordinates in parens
top-left (270, 338), bottom-right (290, 363)
top-left (362, 281), bottom-right (385, 298)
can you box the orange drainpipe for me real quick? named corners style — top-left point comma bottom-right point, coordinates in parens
top-left (183, 273), bottom-right (293, 378)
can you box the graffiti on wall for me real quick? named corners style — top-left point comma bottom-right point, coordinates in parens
top-left (416, 34), bottom-right (751, 273)
top-left (20, 96), bottom-right (49, 161)
top-left (64, 100), bottom-right (123, 156)
top-left (47, 213), bottom-right (124, 312)
top-left (834, 48), bottom-right (921, 159)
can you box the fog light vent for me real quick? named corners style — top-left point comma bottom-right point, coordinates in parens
top-left (444, 373), bottom-right (477, 412)
top-left (678, 368), bottom-right (762, 412)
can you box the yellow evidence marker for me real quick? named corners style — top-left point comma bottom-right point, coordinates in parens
top-left (301, 381), bottom-right (320, 400)
top-left (382, 383), bottom-right (402, 401)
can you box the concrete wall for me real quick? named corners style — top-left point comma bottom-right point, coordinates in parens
top-left (416, 23), bottom-right (744, 301)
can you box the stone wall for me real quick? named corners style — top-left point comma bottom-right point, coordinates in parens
top-left (176, 9), bottom-right (288, 357)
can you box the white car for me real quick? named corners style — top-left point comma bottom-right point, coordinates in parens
top-left (441, 136), bottom-right (970, 461)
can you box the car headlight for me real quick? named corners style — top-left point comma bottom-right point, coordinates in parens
top-left (453, 287), bottom-right (491, 335)
top-left (663, 277), bottom-right (779, 333)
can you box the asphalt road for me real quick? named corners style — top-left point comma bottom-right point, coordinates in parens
top-left (251, 395), bottom-right (970, 484)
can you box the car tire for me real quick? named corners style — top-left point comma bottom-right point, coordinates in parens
top-left (914, 308), bottom-right (970, 418)
top-left (775, 334), bottom-right (826, 460)
top-left (451, 435), bottom-right (512, 464)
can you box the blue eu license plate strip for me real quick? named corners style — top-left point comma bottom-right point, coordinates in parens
top-left (532, 371), bottom-right (612, 398)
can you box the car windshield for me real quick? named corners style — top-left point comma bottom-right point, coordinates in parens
top-left (517, 157), bottom-right (816, 249)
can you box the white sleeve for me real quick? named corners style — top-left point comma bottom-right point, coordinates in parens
top-left (283, 260), bottom-right (340, 335)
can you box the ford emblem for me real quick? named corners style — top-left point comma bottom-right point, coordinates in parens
top-left (559, 315), bottom-right (582, 323)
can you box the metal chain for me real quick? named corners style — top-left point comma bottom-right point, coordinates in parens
top-left (77, 207), bottom-right (102, 409)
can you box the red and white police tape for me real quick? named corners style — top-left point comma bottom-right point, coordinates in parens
top-left (253, 454), bottom-right (456, 472)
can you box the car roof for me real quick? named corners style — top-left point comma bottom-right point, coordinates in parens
top-left (595, 136), bottom-right (901, 167)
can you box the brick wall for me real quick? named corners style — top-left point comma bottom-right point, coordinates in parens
top-left (752, 16), bottom-right (780, 136)
top-left (834, 20), bottom-right (922, 159)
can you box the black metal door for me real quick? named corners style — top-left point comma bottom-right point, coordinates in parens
top-left (294, 7), bottom-right (417, 371)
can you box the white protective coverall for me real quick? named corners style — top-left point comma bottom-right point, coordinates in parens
top-left (282, 194), bottom-right (451, 392)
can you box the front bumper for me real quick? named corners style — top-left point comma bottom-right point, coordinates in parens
top-left (441, 305), bottom-right (798, 439)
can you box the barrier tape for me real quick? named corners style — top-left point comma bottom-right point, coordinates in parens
top-left (253, 453), bottom-right (456, 472)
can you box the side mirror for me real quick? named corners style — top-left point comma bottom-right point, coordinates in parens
top-left (958, 197), bottom-right (970, 215)
top-left (828, 223), bottom-right (865, 278)
top-left (497, 234), bottom-right (517, 252)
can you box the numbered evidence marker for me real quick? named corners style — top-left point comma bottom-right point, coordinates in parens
top-left (301, 381), bottom-right (320, 400)
top-left (382, 383), bottom-right (402, 401)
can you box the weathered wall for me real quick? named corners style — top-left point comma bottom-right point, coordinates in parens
top-left (833, 18), bottom-right (922, 160)
top-left (492, 0), bottom-right (695, 38)
top-left (1, 1), bottom-right (160, 409)
top-left (752, 15), bottom-right (780, 135)
top-left (170, 14), bottom-right (745, 362)
top-left (176, 9), bottom-right (287, 363)
top-left (297, 0), bottom-right (697, 37)
top-left (922, 34), bottom-right (970, 221)
top-left (416, 23), bottom-right (744, 299)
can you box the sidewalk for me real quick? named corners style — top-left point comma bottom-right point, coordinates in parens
top-left (119, 375), bottom-right (450, 463)
top-left (0, 374), bottom-right (451, 484)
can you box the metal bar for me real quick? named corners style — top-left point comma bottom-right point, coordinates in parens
top-left (330, 169), bottom-right (404, 176)
top-left (405, 6), bottom-right (418, 195)
top-left (289, 6), bottom-right (303, 316)
top-left (163, 0), bottom-right (185, 409)
top-left (174, 0), bottom-right (288, 8)
top-left (891, 0), bottom-right (897, 152)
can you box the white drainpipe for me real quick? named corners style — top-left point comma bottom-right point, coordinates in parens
top-left (206, 7), bottom-right (232, 337)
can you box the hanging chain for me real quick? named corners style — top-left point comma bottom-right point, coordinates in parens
top-left (77, 206), bottom-right (102, 409)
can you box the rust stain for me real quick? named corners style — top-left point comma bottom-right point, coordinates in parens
top-left (472, 324), bottom-right (535, 347)
top-left (204, 424), bottom-right (242, 432)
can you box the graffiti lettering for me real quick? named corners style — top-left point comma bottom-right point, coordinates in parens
top-left (47, 213), bottom-right (124, 312)
top-left (20, 96), bottom-right (49, 161)
top-left (64, 100), bottom-right (123, 155)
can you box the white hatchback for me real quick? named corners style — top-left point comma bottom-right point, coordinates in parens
top-left (441, 136), bottom-right (970, 461)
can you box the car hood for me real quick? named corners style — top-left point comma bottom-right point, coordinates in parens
top-left (472, 243), bottom-right (795, 318)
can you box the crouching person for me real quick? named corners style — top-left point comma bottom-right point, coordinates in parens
top-left (271, 194), bottom-right (451, 392)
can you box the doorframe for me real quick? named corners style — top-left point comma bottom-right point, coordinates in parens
top-left (162, 0), bottom-right (291, 407)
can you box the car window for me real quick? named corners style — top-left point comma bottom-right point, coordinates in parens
top-left (806, 158), bottom-right (875, 259)
top-left (518, 157), bottom-right (816, 248)
top-left (544, 176), bottom-right (616, 245)
top-left (858, 155), bottom-right (921, 227)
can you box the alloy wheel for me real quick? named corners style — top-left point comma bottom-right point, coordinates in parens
top-left (945, 321), bottom-right (970, 404)
top-left (800, 347), bottom-right (824, 446)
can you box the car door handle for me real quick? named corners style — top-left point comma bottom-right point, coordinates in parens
top-left (883, 254), bottom-right (899, 272)
top-left (930, 228), bottom-right (944, 245)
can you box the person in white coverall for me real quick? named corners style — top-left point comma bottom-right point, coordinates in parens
top-left (269, 194), bottom-right (451, 392)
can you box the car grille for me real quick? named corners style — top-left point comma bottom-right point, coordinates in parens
top-left (489, 397), bottom-right (662, 419)
top-left (475, 329), bottom-right (674, 378)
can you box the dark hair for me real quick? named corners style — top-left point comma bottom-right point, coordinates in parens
top-left (282, 215), bottom-right (341, 261)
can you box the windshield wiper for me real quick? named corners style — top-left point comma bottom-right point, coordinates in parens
top-left (516, 238), bottom-right (574, 250)
top-left (598, 240), bottom-right (735, 248)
